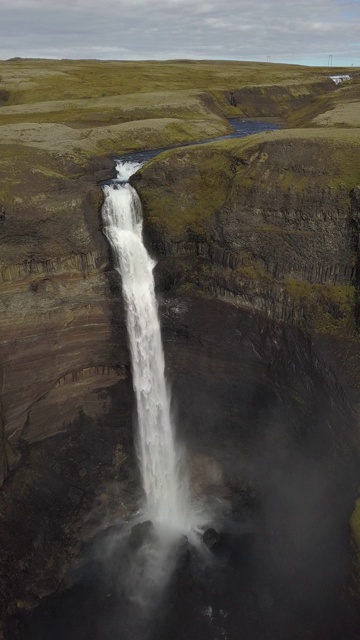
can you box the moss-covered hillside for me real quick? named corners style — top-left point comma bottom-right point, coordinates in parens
top-left (136, 127), bottom-right (360, 233)
top-left (0, 58), bottom-right (335, 105)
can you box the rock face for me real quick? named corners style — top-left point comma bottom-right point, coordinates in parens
top-left (133, 131), bottom-right (360, 473)
top-left (0, 150), bottom-right (138, 629)
top-left (134, 133), bottom-right (360, 624)
top-left (133, 129), bottom-right (360, 394)
top-left (0, 152), bottom-right (131, 483)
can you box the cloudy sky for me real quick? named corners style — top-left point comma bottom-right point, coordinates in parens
top-left (0, 0), bottom-right (359, 66)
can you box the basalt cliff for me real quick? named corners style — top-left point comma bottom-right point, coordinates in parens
top-left (133, 129), bottom-right (360, 635)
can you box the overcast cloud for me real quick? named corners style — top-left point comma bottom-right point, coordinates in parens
top-left (0, 0), bottom-right (359, 65)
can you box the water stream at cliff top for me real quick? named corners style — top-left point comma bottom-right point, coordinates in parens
top-left (102, 159), bottom-right (199, 537)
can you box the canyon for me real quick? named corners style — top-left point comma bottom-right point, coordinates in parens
top-left (0, 59), bottom-right (360, 638)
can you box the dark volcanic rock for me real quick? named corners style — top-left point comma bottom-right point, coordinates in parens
top-left (203, 527), bottom-right (220, 550)
top-left (136, 137), bottom-right (360, 620)
top-left (128, 520), bottom-right (154, 552)
top-left (0, 380), bottom-right (136, 630)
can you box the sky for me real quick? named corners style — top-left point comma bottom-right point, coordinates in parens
top-left (0, 0), bottom-right (359, 66)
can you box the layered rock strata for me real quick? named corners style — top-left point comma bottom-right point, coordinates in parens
top-left (0, 153), bottom-right (136, 630)
top-left (133, 129), bottom-right (360, 394)
top-left (133, 132), bottom-right (360, 622)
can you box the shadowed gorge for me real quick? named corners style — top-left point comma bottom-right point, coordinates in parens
top-left (1, 59), bottom-right (360, 640)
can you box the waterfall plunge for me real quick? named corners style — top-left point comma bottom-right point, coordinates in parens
top-left (102, 160), bottom-right (202, 537)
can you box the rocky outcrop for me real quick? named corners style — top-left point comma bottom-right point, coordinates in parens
top-left (225, 79), bottom-right (335, 120)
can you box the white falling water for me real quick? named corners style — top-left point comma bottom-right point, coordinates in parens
top-left (102, 160), bottom-right (195, 535)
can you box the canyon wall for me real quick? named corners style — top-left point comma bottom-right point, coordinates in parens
top-left (133, 130), bottom-right (360, 619)
top-left (0, 153), bottom-right (132, 484)
top-left (134, 129), bottom-right (360, 395)
top-left (132, 131), bottom-right (360, 627)
top-left (0, 153), bottom-right (138, 628)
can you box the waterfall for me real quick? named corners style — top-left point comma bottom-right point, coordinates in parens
top-left (102, 160), bottom-right (195, 535)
